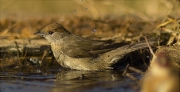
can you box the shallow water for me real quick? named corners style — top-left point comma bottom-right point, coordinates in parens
top-left (0, 67), bottom-right (140, 92)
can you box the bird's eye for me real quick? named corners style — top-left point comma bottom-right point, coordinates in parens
top-left (48, 31), bottom-right (54, 34)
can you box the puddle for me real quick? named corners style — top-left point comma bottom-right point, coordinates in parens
top-left (0, 68), bottom-right (140, 92)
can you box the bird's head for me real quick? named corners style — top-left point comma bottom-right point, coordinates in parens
top-left (150, 48), bottom-right (180, 76)
top-left (152, 53), bottom-right (170, 67)
top-left (34, 23), bottom-right (71, 43)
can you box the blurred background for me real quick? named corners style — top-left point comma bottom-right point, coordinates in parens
top-left (0, 0), bottom-right (179, 39)
top-left (1, 0), bottom-right (179, 20)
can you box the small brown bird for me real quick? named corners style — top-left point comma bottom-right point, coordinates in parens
top-left (34, 23), bottom-right (154, 70)
top-left (140, 46), bottom-right (180, 92)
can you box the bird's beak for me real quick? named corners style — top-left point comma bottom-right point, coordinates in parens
top-left (34, 31), bottom-right (45, 36)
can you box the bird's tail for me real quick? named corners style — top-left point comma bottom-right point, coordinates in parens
top-left (100, 39), bottom-right (156, 65)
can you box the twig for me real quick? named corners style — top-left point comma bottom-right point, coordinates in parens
top-left (122, 64), bottom-right (141, 83)
top-left (14, 41), bottom-right (21, 61)
top-left (140, 49), bottom-right (148, 67)
top-left (40, 50), bottom-right (48, 66)
top-left (143, 36), bottom-right (155, 56)
top-left (124, 73), bottom-right (139, 83)
top-left (128, 66), bottom-right (144, 75)
top-left (122, 64), bottom-right (129, 76)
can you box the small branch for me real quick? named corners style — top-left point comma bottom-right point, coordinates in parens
top-left (128, 66), bottom-right (144, 75)
top-left (143, 36), bottom-right (155, 56)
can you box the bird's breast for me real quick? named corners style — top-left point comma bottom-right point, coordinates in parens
top-left (51, 43), bottom-right (64, 60)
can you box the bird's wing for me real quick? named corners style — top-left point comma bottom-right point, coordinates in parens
top-left (61, 39), bottom-right (109, 58)
top-left (61, 46), bottom-right (94, 58)
top-left (61, 35), bottom-right (128, 58)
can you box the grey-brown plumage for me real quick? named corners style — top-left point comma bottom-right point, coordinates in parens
top-left (154, 46), bottom-right (180, 69)
top-left (34, 23), bottom-right (154, 70)
top-left (140, 46), bottom-right (180, 92)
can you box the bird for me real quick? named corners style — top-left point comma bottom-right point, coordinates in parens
top-left (140, 46), bottom-right (180, 92)
top-left (34, 23), bottom-right (154, 70)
